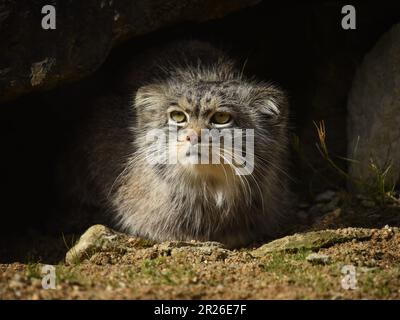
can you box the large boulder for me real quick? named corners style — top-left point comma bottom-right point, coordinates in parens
top-left (347, 23), bottom-right (400, 188)
top-left (0, 0), bottom-right (258, 103)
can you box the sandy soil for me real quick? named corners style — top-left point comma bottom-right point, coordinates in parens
top-left (1, 191), bottom-right (400, 300)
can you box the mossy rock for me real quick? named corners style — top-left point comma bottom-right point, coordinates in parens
top-left (252, 228), bottom-right (373, 257)
top-left (65, 224), bottom-right (156, 264)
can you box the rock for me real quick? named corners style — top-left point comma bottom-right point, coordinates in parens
top-left (65, 224), bottom-right (129, 264)
top-left (0, 0), bottom-right (258, 103)
top-left (306, 253), bottom-right (331, 265)
top-left (155, 240), bottom-right (228, 260)
top-left (251, 228), bottom-right (373, 256)
top-left (156, 240), bottom-right (225, 252)
top-left (315, 190), bottom-right (336, 203)
top-left (347, 23), bottom-right (400, 188)
top-left (65, 225), bottom-right (229, 264)
top-left (361, 199), bottom-right (376, 208)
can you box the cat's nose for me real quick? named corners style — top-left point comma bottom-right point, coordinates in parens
top-left (186, 132), bottom-right (200, 145)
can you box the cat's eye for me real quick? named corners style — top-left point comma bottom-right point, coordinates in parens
top-left (170, 111), bottom-right (187, 123)
top-left (211, 112), bottom-right (232, 125)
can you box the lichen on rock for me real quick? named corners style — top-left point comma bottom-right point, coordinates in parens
top-left (66, 225), bottom-right (131, 264)
top-left (251, 228), bottom-right (373, 256)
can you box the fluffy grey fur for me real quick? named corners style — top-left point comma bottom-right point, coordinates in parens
top-left (64, 41), bottom-right (291, 248)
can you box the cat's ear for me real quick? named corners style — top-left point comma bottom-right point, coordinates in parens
top-left (253, 85), bottom-right (288, 119)
top-left (134, 84), bottom-right (166, 110)
top-left (134, 84), bottom-right (167, 127)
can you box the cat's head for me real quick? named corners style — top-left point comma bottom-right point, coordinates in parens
top-left (133, 63), bottom-right (288, 183)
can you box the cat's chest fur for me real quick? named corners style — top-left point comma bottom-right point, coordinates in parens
top-left (114, 164), bottom-right (248, 240)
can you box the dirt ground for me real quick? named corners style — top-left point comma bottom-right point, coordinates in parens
top-left (1, 190), bottom-right (400, 300)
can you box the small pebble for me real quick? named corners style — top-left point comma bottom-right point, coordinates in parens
top-left (216, 284), bottom-right (224, 291)
top-left (315, 190), bottom-right (336, 203)
top-left (191, 277), bottom-right (199, 283)
top-left (306, 253), bottom-right (331, 265)
top-left (106, 285), bottom-right (113, 291)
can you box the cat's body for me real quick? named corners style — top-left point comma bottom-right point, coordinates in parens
top-left (62, 41), bottom-right (291, 248)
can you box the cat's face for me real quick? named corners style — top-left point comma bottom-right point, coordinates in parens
top-left (134, 79), bottom-right (287, 181)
